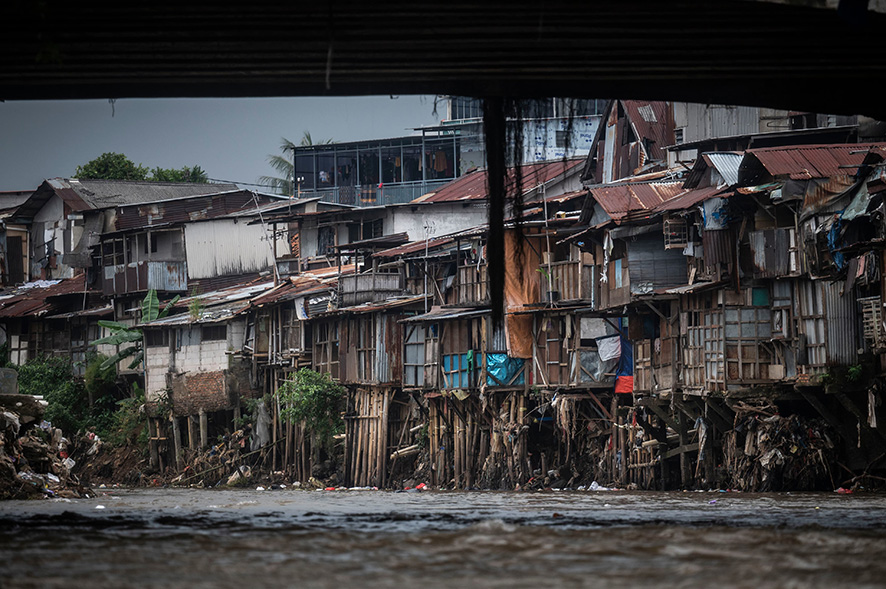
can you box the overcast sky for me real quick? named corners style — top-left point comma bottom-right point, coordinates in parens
top-left (0, 95), bottom-right (442, 192)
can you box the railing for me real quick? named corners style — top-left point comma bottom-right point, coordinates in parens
top-left (539, 261), bottom-right (599, 306)
top-left (302, 179), bottom-right (453, 207)
top-left (455, 263), bottom-right (488, 305)
top-left (102, 260), bottom-right (187, 296)
top-left (338, 272), bottom-right (404, 307)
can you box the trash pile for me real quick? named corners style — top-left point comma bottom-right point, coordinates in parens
top-left (170, 427), bottom-right (257, 487)
top-left (0, 393), bottom-right (93, 499)
top-left (723, 409), bottom-right (838, 492)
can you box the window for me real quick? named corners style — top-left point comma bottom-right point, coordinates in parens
top-left (317, 226), bottom-right (336, 256)
top-left (142, 233), bottom-right (158, 254)
top-left (102, 238), bottom-right (125, 266)
top-left (201, 325), bottom-right (226, 341)
top-left (145, 330), bottom-right (169, 348)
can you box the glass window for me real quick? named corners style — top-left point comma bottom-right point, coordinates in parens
top-left (316, 152), bottom-right (335, 188)
top-left (295, 153), bottom-right (315, 191)
top-left (336, 151), bottom-right (357, 187)
top-left (201, 325), bottom-right (226, 341)
top-left (380, 146), bottom-right (401, 184)
top-left (402, 145), bottom-right (422, 182)
top-left (425, 138), bottom-right (456, 180)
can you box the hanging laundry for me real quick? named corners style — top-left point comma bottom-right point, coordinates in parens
top-left (597, 334), bottom-right (621, 361)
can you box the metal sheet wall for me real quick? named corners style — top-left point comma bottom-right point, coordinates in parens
top-left (823, 279), bottom-right (859, 366)
top-left (184, 219), bottom-right (275, 279)
top-left (626, 232), bottom-right (686, 293)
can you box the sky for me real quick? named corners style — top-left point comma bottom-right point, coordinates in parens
top-left (0, 95), bottom-right (443, 192)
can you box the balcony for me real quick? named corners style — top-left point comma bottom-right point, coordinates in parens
top-left (338, 272), bottom-right (404, 307)
top-left (539, 260), bottom-right (599, 306)
top-left (102, 260), bottom-right (187, 296)
top-left (305, 180), bottom-right (453, 207)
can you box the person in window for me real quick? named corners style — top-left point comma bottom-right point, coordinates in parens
top-left (319, 170), bottom-right (330, 185)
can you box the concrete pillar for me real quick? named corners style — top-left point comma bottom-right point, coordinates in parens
top-left (187, 415), bottom-right (198, 450)
top-left (171, 416), bottom-right (182, 470)
top-left (199, 408), bottom-right (208, 449)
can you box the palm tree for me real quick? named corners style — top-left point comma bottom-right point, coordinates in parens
top-left (259, 132), bottom-right (333, 196)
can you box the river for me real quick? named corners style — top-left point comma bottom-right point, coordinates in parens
top-left (2, 488), bottom-right (886, 588)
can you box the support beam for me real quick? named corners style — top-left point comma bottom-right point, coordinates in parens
top-left (171, 415), bottom-right (182, 470)
top-left (187, 415), bottom-right (198, 451)
top-left (199, 408), bottom-right (209, 449)
top-left (638, 397), bottom-right (679, 432)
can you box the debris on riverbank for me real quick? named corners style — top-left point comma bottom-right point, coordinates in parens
top-left (0, 394), bottom-right (93, 499)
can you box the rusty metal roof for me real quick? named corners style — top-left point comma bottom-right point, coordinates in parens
top-left (335, 295), bottom-right (429, 315)
top-left (375, 235), bottom-right (459, 259)
top-left (745, 143), bottom-right (886, 180)
top-left (589, 181), bottom-right (724, 223)
top-left (414, 159), bottom-right (584, 203)
top-left (621, 100), bottom-right (674, 162)
top-left (334, 232), bottom-right (410, 251)
top-left (0, 275), bottom-right (89, 318)
top-left (401, 306), bottom-right (490, 322)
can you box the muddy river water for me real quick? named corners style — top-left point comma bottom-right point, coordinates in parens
top-left (2, 488), bottom-right (886, 588)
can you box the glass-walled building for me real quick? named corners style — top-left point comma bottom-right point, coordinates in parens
top-left (292, 128), bottom-right (467, 206)
top-left (291, 97), bottom-right (605, 207)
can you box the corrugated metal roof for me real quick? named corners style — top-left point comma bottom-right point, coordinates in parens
top-left (336, 295), bottom-right (428, 315)
top-left (621, 100), bottom-right (674, 163)
top-left (114, 190), bottom-right (282, 230)
top-left (334, 232), bottom-right (410, 251)
top-left (12, 178), bottom-right (241, 222)
top-left (654, 185), bottom-right (729, 213)
top-left (589, 181), bottom-right (723, 222)
top-left (60, 179), bottom-right (240, 209)
top-left (746, 143), bottom-right (886, 180)
top-left (703, 152), bottom-right (743, 186)
top-left (400, 306), bottom-right (490, 322)
top-left (0, 275), bottom-right (89, 318)
top-left (414, 159), bottom-right (584, 203)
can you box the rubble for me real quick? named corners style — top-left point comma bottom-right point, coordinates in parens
top-left (723, 407), bottom-right (838, 492)
top-left (0, 394), bottom-right (93, 500)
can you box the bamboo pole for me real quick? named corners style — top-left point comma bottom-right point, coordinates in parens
top-left (381, 389), bottom-right (390, 488)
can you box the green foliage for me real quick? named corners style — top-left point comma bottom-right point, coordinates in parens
top-left (10, 353), bottom-right (147, 450)
top-left (187, 288), bottom-right (204, 321)
top-left (847, 364), bottom-right (864, 382)
top-left (74, 152), bottom-right (208, 183)
top-left (259, 132), bottom-right (333, 195)
top-left (276, 368), bottom-right (345, 452)
top-left (91, 289), bottom-right (179, 370)
top-left (84, 352), bottom-right (117, 399)
top-left (149, 165), bottom-right (209, 183)
top-left (18, 356), bottom-right (88, 434)
top-left (75, 152), bottom-right (149, 181)
top-left (417, 423), bottom-right (429, 450)
top-left (103, 383), bottom-right (148, 449)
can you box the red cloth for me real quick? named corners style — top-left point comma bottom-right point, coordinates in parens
top-left (615, 375), bottom-right (634, 394)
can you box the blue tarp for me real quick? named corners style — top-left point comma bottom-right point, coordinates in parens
top-left (616, 318), bottom-right (633, 378)
top-left (486, 353), bottom-right (525, 386)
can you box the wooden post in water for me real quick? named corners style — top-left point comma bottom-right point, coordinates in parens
top-left (678, 410), bottom-right (691, 489)
top-left (148, 418), bottom-right (160, 470)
